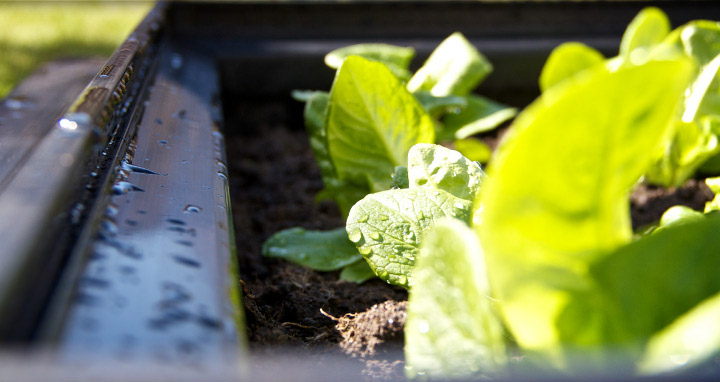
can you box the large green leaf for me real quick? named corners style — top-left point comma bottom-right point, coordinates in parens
top-left (407, 143), bottom-right (486, 203)
top-left (640, 292), bottom-right (720, 374)
top-left (478, 59), bottom-right (693, 368)
top-left (324, 43), bottom-right (415, 80)
top-left (591, 215), bottom-right (720, 372)
top-left (407, 32), bottom-right (492, 97)
top-left (539, 42), bottom-right (604, 92)
top-left (405, 219), bottom-right (506, 379)
top-left (327, 56), bottom-right (435, 193)
top-left (262, 227), bottom-right (362, 271)
top-left (346, 188), bottom-right (471, 288)
top-left (619, 7), bottom-right (670, 58)
top-left (441, 95), bottom-right (517, 141)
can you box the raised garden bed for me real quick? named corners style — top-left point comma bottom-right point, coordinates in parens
top-left (3, 1), bottom-right (720, 381)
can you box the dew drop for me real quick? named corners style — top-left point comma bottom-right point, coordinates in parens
top-left (396, 275), bottom-right (407, 285)
top-left (358, 247), bottom-right (372, 255)
top-left (348, 229), bottom-right (362, 243)
top-left (183, 205), bottom-right (202, 213)
top-left (369, 231), bottom-right (381, 241)
top-left (378, 214), bottom-right (389, 221)
top-left (417, 211), bottom-right (424, 220)
top-left (379, 270), bottom-right (389, 278)
top-left (357, 214), bottom-right (369, 223)
top-left (670, 354), bottom-right (690, 366)
top-left (418, 320), bottom-right (430, 334)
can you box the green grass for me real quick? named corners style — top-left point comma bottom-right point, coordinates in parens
top-left (0, 1), bottom-right (154, 97)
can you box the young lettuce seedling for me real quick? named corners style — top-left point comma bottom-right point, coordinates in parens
top-left (265, 34), bottom-right (513, 283)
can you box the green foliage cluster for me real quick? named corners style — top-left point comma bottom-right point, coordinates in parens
top-left (264, 7), bottom-right (720, 379)
top-left (265, 33), bottom-right (515, 282)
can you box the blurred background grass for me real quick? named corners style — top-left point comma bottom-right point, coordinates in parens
top-left (0, 1), bottom-right (154, 98)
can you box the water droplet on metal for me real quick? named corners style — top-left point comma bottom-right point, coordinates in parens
top-left (106, 203), bottom-right (119, 217)
top-left (112, 181), bottom-right (145, 195)
top-left (123, 163), bottom-right (160, 175)
top-left (170, 53), bottom-right (183, 69)
top-left (173, 255), bottom-right (201, 268)
top-left (183, 205), bottom-right (202, 213)
top-left (58, 118), bottom-right (78, 131)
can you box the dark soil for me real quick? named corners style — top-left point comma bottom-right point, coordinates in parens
top-left (226, 108), bottom-right (407, 368)
top-left (630, 178), bottom-right (714, 230)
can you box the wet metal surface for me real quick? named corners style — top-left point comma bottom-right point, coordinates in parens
top-left (0, 4), bottom-right (164, 340)
top-left (60, 44), bottom-right (243, 372)
top-left (0, 59), bottom-right (105, 192)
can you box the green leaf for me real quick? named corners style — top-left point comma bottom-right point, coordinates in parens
top-left (346, 188), bottom-right (471, 288)
top-left (620, 7), bottom-right (670, 58)
top-left (302, 91), bottom-right (334, 181)
top-left (442, 95), bottom-right (517, 141)
top-left (413, 90), bottom-right (467, 117)
top-left (478, 59), bottom-right (693, 368)
top-left (454, 138), bottom-right (492, 163)
top-left (640, 292), bottom-right (720, 374)
top-left (325, 43), bottom-right (415, 80)
top-left (645, 119), bottom-right (720, 187)
top-left (262, 227), bottom-right (362, 271)
top-left (405, 219), bottom-right (506, 379)
top-left (657, 205), bottom-right (705, 230)
top-left (339, 259), bottom-right (376, 284)
top-left (704, 176), bottom-right (720, 212)
top-left (327, 56), bottom-right (435, 193)
top-left (539, 42), bottom-right (605, 92)
top-left (407, 143), bottom-right (486, 202)
top-left (391, 165), bottom-right (409, 189)
top-left (591, 215), bottom-right (720, 351)
top-left (407, 32), bottom-right (492, 97)
top-left (300, 89), bottom-right (369, 216)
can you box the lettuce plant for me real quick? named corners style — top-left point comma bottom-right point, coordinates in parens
top-left (405, 8), bottom-right (720, 379)
top-left (264, 33), bottom-right (515, 282)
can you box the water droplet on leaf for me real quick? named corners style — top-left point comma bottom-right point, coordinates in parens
top-left (348, 229), bottom-right (362, 243)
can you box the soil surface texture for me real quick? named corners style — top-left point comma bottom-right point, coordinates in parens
top-left (226, 108), bottom-right (407, 374)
